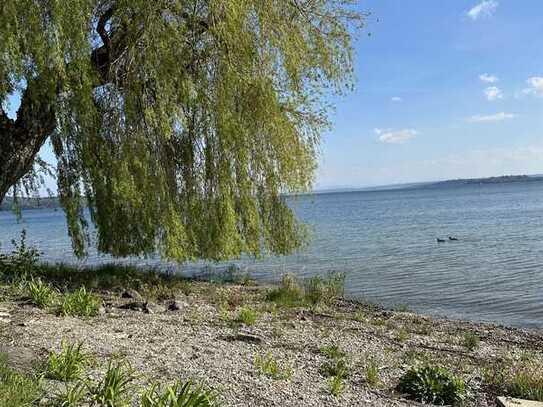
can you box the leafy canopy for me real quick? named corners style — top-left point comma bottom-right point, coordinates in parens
top-left (1, 1), bottom-right (362, 261)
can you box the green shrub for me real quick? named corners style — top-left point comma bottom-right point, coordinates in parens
top-left (462, 332), bottom-right (480, 351)
top-left (0, 353), bottom-right (43, 407)
top-left (254, 352), bottom-right (293, 380)
top-left (235, 306), bottom-right (258, 326)
top-left (0, 230), bottom-right (41, 280)
top-left (44, 341), bottom-right (88, 381)
top-left (141, 380), bottom-right (217, 407)
top-left (28, 278), bottom-right (58, 308)
top-left (398, 365), bottom-right (465, 405)
top-left (60, 287), bottom-right (101, 317)
top-left (90, 359), bottom-right (136, 407)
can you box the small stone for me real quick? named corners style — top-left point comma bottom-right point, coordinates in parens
top-left (167, 300), bottom-right (188, 311)
top-left (144, 302), bottom-right (166, 314)
top-left (497, 396), bottom-right (543, 407)
top-left (121, 289), bottom-right (143, 300)
top-left (118, 301), bottom-right (147, 312)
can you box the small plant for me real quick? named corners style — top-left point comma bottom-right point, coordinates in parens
top-left (266, 274), bottom-right (305, 307)
top-left (0, 353), bottom-right (43, 407)
top-left (254, 352), bottom-right (293, 380)
top-left (90, 359), bottom-right (136, 406)
top-left (462, 331), bottom-right (480, 351)
top-left (398, 365), bottom-right (466, 405)
top-left (235, 306), bottom-right (258, 326)
top-left (395, 327), bottom-right (410, 343)
top-left (60, 287), bottom-right (101, 317)
top-left (320, 358), bottom-right (349, 378)
top-left (485, 360), bottom-right (543, 402)
top-left (508, 362), bottom-right (543, 401)
top-left (328, 374), bottom-right (345, 397)
top-left (28, 278), bottom-right (58, 308)
top-left (320, 344), bottom-right (346, 360)
top-left (304, 272), bottom-right (345, 305)
top-left (45, 341), bottom-right (88, 381)
top-left (365, 359), bottom-right (380, 386)
top-left (140, 380), bottom-right (217, 407)
top-left (0, 230), bottom-right (41, 279)
top-left (53, 380), bottom-right (88, 406)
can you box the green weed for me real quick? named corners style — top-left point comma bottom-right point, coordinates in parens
top-left (44, 341), bottom-right (88, 381)
top-left (60, 287), bottom-right (101, 317)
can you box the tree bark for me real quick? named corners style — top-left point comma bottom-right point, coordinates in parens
top-left (0, 79), bottom-right (56, 205)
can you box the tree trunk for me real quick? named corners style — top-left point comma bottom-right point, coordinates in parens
top-left (0, 80), bottom-right (56, 205)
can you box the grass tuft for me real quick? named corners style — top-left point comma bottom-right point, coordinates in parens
top-left (266, 272), bottom-right (345, 308)
top-left (0, 353), bottom-right (43, 407)
top-left (60, 287), bottom-right (101, 317)
top-left (90, 358), bottom-right (136, 407)
top-left (235, 306), bottom-right (259, 326)
top-left (254, 352), bottom-right (293, 380)
top-left (141, 380), bottom-right (217, 406)
top-left (462, 331), bottom-right (480, 351)
top-left (28, 278), bottom-right (58, 308)
top-left (44, 341), bottom-right (88, 381)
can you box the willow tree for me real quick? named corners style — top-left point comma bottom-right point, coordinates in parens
top-left (0, 1), bottom-right (361, 261)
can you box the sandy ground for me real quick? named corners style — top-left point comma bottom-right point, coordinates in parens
top-left (1, 281), bottom-right (542, 406)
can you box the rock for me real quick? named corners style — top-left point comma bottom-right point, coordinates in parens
top-left (118, 301), bottom-right (147, 312)
top-left (497, 397), bottom-right (543, 407)
top-left (167, 299), bottom-right (188, 311)
top-left (144, 302), bottom-right (166, 314)
top-left (0, 346), bottom-right (37, 373)
top-left (121, 289), bottom-right (143, 300)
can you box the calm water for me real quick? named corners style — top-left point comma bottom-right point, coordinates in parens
top-left (1, 181), bottom-right (543, 328)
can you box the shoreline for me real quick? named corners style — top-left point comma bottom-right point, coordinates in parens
top-left (1, 262), bottom-right (542, 406)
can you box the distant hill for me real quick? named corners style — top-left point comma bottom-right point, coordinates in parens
top-left (417, 175), bottom-right (543, 189)
top-left (0, 197), bottom-right (61, 211)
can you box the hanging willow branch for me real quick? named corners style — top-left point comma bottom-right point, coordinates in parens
top-left (0, 0), bottom-right (363, 261)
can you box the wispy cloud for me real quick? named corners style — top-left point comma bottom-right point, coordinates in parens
top-left (484, 86), bottom-right (503, 101)
top-left (479, 73), bottom-right (499, 83)
top-left (521, 76), bottom-right (543, 97)
top-left (391, 96), bottom-right (403, 103)
top-left (467, 112), bottom-right (516, 122)
top-left (467, 1), bottom-right (498, 20)
top-left (375, 128), bottom-right (417, 144)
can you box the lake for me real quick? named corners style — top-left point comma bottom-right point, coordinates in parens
top-left (1, 181), bottom-right (543, 328)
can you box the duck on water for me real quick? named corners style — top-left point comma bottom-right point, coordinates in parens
top-left (436, 236), bottom-right (459, 243)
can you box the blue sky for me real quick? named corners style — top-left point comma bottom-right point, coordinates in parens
top-left (6, 0), bottom-right (543, 191)
top-left (317, 0), bottom-right (543, 188)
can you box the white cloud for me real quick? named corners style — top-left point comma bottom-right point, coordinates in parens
top-left (391, 96), bottom-right (403, 103)
top-left (467, 112), bottom-right (517, 122)
top-left (521, 76), bottom-right (543, 97)
top-left (479, 73), bottom-right (499, 83)
top-left (467, 1), bottom-right (498, 20)
top-left (484, 86), bottom-right (503, 101)
top-left (375, 128), bottom-right (417, 144)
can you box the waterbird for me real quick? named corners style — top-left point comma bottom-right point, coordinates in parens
top-left (436, 238), bottom-right (446, 243)
top-left (448, 236), bottom-right (458, 241)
